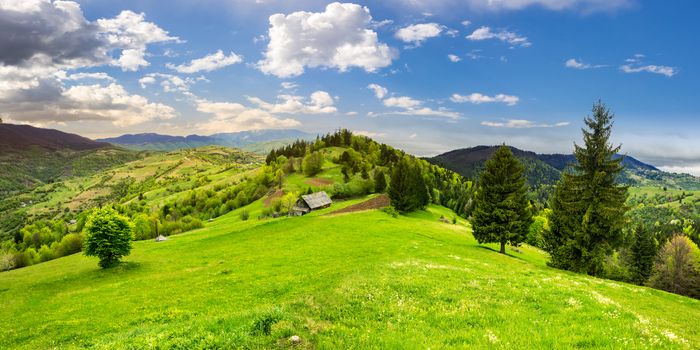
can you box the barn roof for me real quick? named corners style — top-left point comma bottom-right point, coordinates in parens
top-left (300, 191), bottom-right (332, 209)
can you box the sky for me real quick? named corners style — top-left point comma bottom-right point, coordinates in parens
top-left (1, 0), bottom-right (699, 174)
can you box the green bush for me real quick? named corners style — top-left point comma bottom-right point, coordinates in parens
top-left (240, 210), bottom-right (250, 221)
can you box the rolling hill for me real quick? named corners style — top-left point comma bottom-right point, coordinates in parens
top-left (97, 129), bottom-right (314, 152)
top-left (0, 124), bottom-right (140, 197)
top-left (429, 145), bottom-right (700, 190)
top-left (1, 131), bottom-right (699, 348)
top-left (1, 198), bottom-right (698, 348)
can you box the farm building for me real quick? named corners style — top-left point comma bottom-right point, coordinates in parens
top-left (292, 191), bottom-right (332, 215)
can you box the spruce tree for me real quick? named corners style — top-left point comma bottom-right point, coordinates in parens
top-left (544, 102), bottom-right (629, 275)
top-left (388, 157), bottom-right (428, 212)
top-left (472, 145), bottom-right (532, 254)
top-left (629, 225), bottom-right (656, 285)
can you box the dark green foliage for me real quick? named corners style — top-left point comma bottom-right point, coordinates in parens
top-left (629, 225), bottom-right (657, 285)
top-left (388, 157), bottom-right (429, 212)
top-left (544, 102), bottom-right (629, 276)
top-left (374, 169), bottom-right (387, 193)
top-left (83, 207), bottom-right (133, 268)
top-left (302, 151), bottom-right (324, 177)
top-left (472, 145), bottom-right (532, 254)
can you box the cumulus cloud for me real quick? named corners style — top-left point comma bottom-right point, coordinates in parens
top-left (480, 119), bottom-right (569, 128)
top-left (0, 2), bottom-right (178, 70)
top-left (96, 10), bottom-right (181, 71)
top-left (0, 80), bottom-right (176, 126)
top-left (620, 55), bottom-right (676, 77)
top-left (383, 96), bottom-right (422, 109)
top-left (450, 93), bottom-right (519, 106)
top-left (0, 1), bottom-right (181, 126)
top-left (195, 99), bottom-right (301, 133)
top-left (466, 26), bottom-right (530, 47)
top-left (138, 73), bottom-right (207, 95)
top-left (367, 83), bottom-right (388, 99)
top-left (257, 2), bottom-right (397, 77)
top-left (247, 91), bottom-right (337, 115)
top-left (448, 54), bottom-right (462, 62)
top-left (166, 50), bottom-right (243, 74)
top-left (395, 23), bottom-right (443, 46)
top-left (383, 96), bottom-right (460, 119)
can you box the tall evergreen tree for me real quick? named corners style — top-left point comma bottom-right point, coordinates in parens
top-left (388, 157), bottom-right (428, 212)
top-left (472, 145), bottom-right (532, 254)
top-left (544, 102), bottom-right (629, 275)
top-left (629, 225), bottom-right (657, 285)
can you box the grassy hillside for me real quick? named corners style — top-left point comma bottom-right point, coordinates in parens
top-left (1, 202), bottom-right (698, 349)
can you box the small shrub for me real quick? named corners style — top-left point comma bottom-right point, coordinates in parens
top-left (382, 206), bottom-right (399, 218)
top-left (240, 210), bottom-right (250, 221)
top-left (251, 308), bottom-right (283, 335)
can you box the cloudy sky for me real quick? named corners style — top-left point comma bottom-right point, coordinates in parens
top-left (1, 0), bottom-right (699, 173)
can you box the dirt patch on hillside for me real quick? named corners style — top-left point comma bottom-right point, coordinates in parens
top-left (329, 194), bottom-right (390, 215)
top-left (264, 189), bottom-right (285, 207)
top-left (305, 177), bottom-right (334, 187)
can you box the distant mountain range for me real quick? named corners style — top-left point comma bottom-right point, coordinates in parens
top-left (0, 123), bottom-right (109, 151)
top-left (97, 130), bottom-right (314, 152)
top-left (429, 145), bottom-right (700, 190)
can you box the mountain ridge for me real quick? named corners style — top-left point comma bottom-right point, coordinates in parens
top-left (429, 145), bottom-right (699, 190)
top-left (97, 129), bottom-right (314, 151)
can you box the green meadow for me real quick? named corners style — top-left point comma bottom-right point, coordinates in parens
top-left (1, 200), bottom-right (698, 349)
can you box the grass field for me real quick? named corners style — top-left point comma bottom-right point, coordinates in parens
top-left (1, 200), bottom-right (699, 349)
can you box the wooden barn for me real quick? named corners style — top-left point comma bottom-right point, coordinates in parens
top-left (292, 191), bottom-right (332, 215)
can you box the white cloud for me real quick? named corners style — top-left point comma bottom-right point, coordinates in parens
top-left (166, 50), bottom-right (243, 74)
top-left (480, 119), bottom-right (569, 128)
top-left (383, 96), bottom-right (422, 109)
top-left (383, 96), bottom-right (460, 119)
top-left (138, 73), bottom-right (208, 96)
top-left (620, 55), bottom-right (676, 77)
top-left (565, 58), bottom-right (606, 70)
top-left (97, 10), bottom-right (181, 71)
top-left (367, 83), bottom-right (388, 99)
top-left (409, 133), bottom-right (418, 139)
top-left (0, 1), bottom-right (181, 127)
top-left (461, 20), bottom-right (472, 27)
top-left (258, 2), bottom-right (397, 78)
top-left (280, 81), bottom-right (299, 90)
top-left (247, 91), bottom-right (337, 114)
top-left (195, 99), bottom-right (300, 133)
top-left (138, 76), bottom-right (157, 89)
top-left (63, 72), bottom-right (115, 82)
top-left (346, 111), bottom-right (358, 116)
top-left (448, 54), bottom-right (462, 62)
top-left (395, 23), bottom-right (443, 46)
top-left (450, 93), bottom-right (519, 106)
top-left (466, 26), bottom-right (530, 47)
top-left (0, 80), bottom-right (176, 126)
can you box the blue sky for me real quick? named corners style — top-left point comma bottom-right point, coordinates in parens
top-left (1, 0), bottom-right (699, 173)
